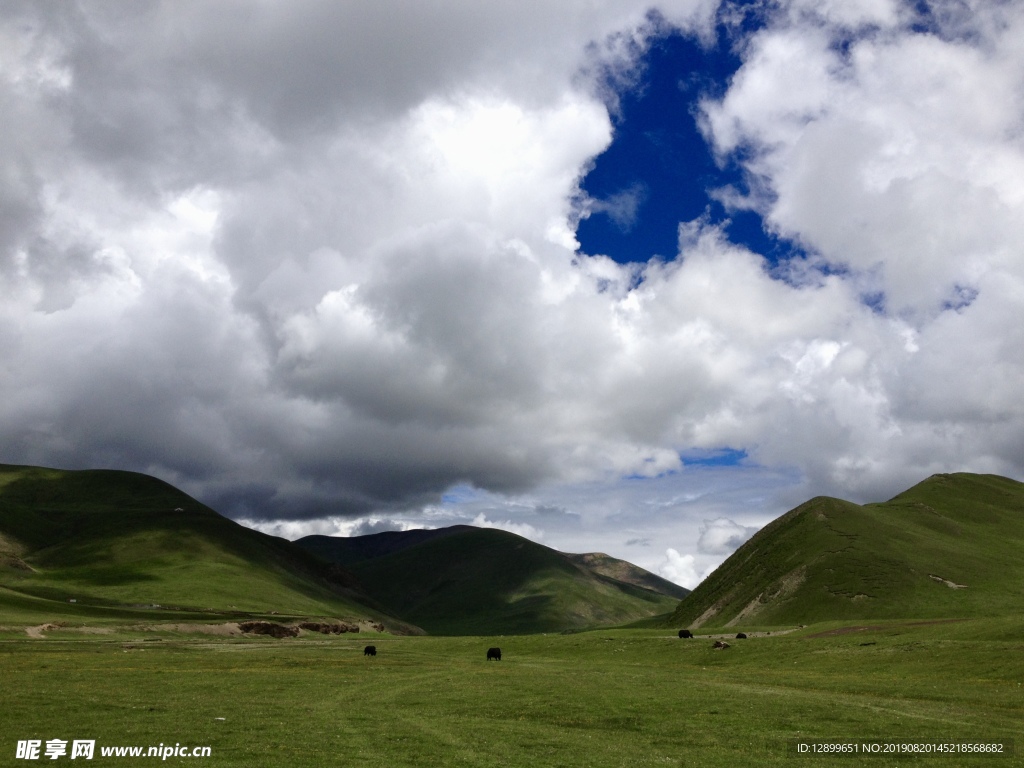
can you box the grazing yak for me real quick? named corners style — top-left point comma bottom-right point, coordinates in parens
top-left (678, 629), bottom-right (693, 639)
top-left (363, 645), bottom-right (377, 656)
top-left (486, 647), bottom-right (502, 661)
top-left (735, 632), bottom-right (747, 639)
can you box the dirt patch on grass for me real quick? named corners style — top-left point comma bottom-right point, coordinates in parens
top-left (21, 624), bottom-right (118, 637)
top-left (25, 623), bottom-right (61, 638)
top-left (238, 621), bottom-right (299, 638)
top-left (929, 574), bottom-right (968, 589)
top-left (725, 595), bottom-right (765, 628)
top-left (298, 621), bottom-right (362, 635)
top-left (357, 620), bottom-right (387, 633)
top-left (146, 623), bottom-right (243, 636)
top-left (153, 620), bottom-right (385, 637)
top-left (726, 568), bottom-right (807, 628)
top-left (64, 626), bottom-right (114, 634)
top-left (25, 622), bottom-right (238, 638)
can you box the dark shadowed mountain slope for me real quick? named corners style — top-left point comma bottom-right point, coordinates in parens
top-left (299, 526), bottom-right (685, 635)
top-left (668, 473), bottom-right (1024, 629)
top-left (297, 526), bottom-right (476, 567)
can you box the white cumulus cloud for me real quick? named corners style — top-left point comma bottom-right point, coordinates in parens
top-left (697, 518), bottom-right (759, 555)
top-left (658, 548), bottom-right (701, 589)
top-left (1, 1), bottom-right (1022, 582)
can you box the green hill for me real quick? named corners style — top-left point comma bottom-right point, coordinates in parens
top-left (668, 472), bottom-right (1024, 629)
top-left (301, 527), bottom-right (684, 635)
top-left (0, 464), bottom-right (395, 625)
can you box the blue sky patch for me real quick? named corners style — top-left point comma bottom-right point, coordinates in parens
top-left (681, 448), bottom-right (749, 467)
top-left (576, 11), bottom-right (810, 268)
top-left (440, 484), bottom-right (480, 505)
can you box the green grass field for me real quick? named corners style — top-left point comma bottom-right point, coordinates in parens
top-left (1, 617), bottom-right (1021, 767)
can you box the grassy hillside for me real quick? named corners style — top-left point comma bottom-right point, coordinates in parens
top-left (0, 464), bottom-right (394, 624)
top-left (669, 473), bottom-right (1024, 629)
top-left (329, 527), bottom-right (680, 634)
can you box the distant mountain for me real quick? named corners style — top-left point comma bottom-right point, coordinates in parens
top-left (0, 464), bottom-right (404, 627)
top-left (668, 473), bottom-right (1024, 629)
top-left (565, 552), bottom-right (690, 601)
top-left (298, 526), bottom-right (476, 567)
top-left (298, 526), bottom-right (687, 635)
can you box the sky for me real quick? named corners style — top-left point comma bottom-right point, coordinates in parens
top-left (2, 0), bottom-right (1023, 587)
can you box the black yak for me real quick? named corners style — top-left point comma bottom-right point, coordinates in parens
top-left (487, 647), bottom-right (501, 661)
top-left (678, 629), bottom-right (693, 639)
top-left (735, 632), bottom-right (747, 639)
top-left (363, 645), bottom-right (377, 656)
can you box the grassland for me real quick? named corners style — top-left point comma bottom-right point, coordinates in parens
top-left (1, 617), bottom-right (1021, 767)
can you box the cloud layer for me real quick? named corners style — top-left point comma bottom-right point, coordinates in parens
top-left (3, 1), bottom-right (1023, 582)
